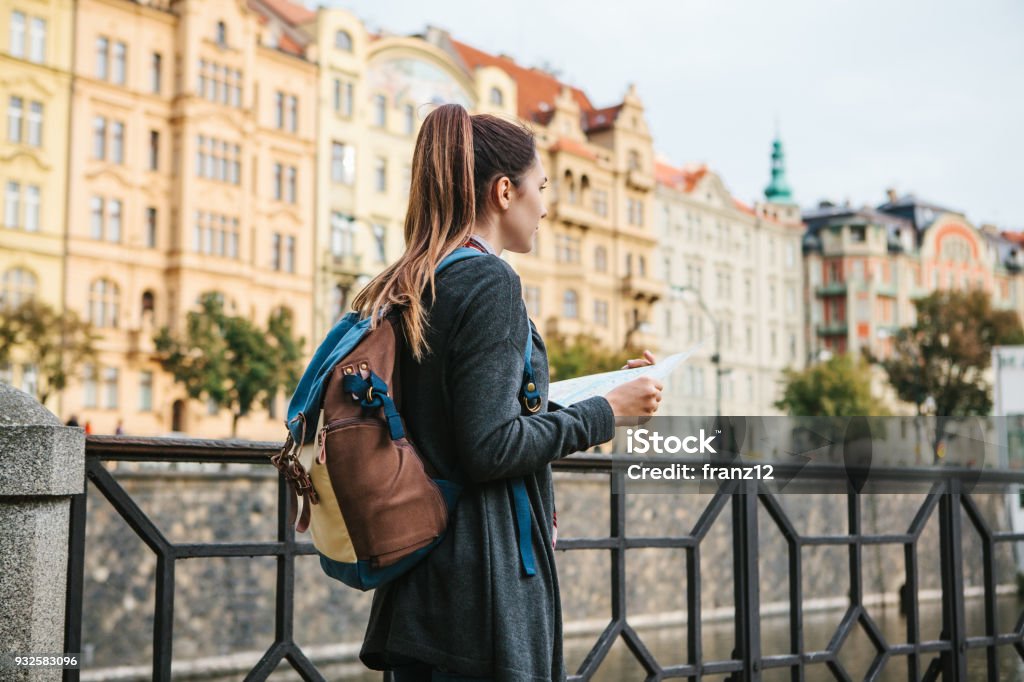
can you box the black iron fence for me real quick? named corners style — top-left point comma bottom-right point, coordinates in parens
top-left (64, 437), bottom-right (1024, 681)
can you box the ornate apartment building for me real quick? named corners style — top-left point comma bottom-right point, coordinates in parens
top-left (802, 192), bottom-right (1024, 360)
top-left (61, 0), bottom-right (316, 438)
top-left (654, 136), bottom-right (806, 416)
top-left (0, 0), bottom-right (73, 407)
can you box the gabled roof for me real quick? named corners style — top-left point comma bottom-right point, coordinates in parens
top-left (655, 161), bottom-right (707, 193)
top-left (258, 0), bottom-right (315, 25)
top-left (584, 105), bottom-right (623, 132)
top-left (550, 137), bottom-right (597, 161)
top-left (451, 38), bottom-right (593, 121)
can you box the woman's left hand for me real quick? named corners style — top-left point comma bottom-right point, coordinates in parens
top-left (622, 350), bottom-right (656, 370)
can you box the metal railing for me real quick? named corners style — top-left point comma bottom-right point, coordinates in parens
top-left (64, 437), bottom-right (1024, 681)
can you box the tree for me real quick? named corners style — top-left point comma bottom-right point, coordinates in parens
top-left (775, 353), bottom-right (888, 416)
top-left (154, 294), bottom-right (305, 438)
top-left (544, 333), bottom-right (633, 381)
top-left (871, 289), bottom-right (1024, 460)
top-left (0, 300), bottom-right (98, 406)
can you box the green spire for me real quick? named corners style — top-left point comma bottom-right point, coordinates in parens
top-left (764, 134), bottom-right (794, 204)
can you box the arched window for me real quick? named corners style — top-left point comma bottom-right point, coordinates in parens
top-left (215, 21), bottom-right (227, 47)
top-left (89, 279), bottom-right (120, 328)
top-left (489, 87), bottom-right (503, 106)
top-left (141, 290), bottom-right (155, 323)
top-left (594, 246), bottom-right (607, 272)
top-left (579, 175), bottom-right (590, 209)
top-left (564, 170), bottom-right (576, 205)
top-left (563, 290), bottom-right (578, 319)
top-left (335, 30), bottom-right (353, 52)
top-left (1, 267), bottom-right (37, 308)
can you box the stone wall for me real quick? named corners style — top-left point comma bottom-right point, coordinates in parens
top-left (77, 463), bottom-right (1018, 676)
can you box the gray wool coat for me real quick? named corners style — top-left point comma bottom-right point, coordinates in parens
top-left (359, 254), bottom-right (615, 680)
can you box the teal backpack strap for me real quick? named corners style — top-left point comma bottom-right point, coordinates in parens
top-left (512, 323), bottom-right (541, 577)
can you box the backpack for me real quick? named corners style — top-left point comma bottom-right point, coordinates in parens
top-left (273, 247), bottom-right (543, 590)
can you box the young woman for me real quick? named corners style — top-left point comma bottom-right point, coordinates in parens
top-left (354, 104), bottom-right (662, 681)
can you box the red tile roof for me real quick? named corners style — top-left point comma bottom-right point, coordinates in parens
top-left (259, 0), bottom-right (315, 25)
top-left (451, 39), bottom-right (593, 121)
top-left (550, 137), bottom-right (597, 161)
top-left (1003, 231), bottom-right (1024, 245)
top-left (278, 32), bottom-right (303, 56)
top-left (655, 161), bottom-right (707, 193)
top-left (584, 105), bottom-right (622, 132)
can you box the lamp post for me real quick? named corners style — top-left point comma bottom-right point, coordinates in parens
top-left (671, 284), bottom-right (728, 417)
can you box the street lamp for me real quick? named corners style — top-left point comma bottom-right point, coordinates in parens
top-left (670, 284), bottom-right (730, 417)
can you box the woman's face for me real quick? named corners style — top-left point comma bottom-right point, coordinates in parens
top-left (499, 152), bottom-right (548, 253)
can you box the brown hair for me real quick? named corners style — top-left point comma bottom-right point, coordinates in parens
top-left (352, 104), bottom-right (536, 360)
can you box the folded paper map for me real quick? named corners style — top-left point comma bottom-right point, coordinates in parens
top-left (548, 340), bottom-right (706, 406)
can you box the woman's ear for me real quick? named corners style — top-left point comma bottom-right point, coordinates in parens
top-left (494, 176), bottom-right (513, 211)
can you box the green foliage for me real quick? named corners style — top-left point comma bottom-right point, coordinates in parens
top-left (0, 300), bottom-right (98, 406)
top-left (545, 333), bottom-right (632, 381)
top-left (154, 293), bottom-right (305, 437)
top-left (872, 289), bottom-right (1024, 417)
top-left (775, 353), bottom-right (888, 416)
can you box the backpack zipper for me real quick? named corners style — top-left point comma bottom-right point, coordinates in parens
top-left (316, 416), bottom-right (382, 464)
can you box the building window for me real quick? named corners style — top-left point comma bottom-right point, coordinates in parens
top-left (594, 299), bottom-right (609, 327)
top-left (374, 156), bottom-right (387, 192)
top-left (103, 367), bottom-right (119, 409)
top-left (274, 91), bottom-right (284, 129)
top-left (273, 162), bottom-right (282, 200)
top-left (145, 207), bottom-right (157, 248)
top-left (330, 213), bottom-right (355, 257)
top-left (89, 279), bottom-right (120, 328)
top-left (285, 235), bottom-right (296, 273)
top-left (110, 121), bottom-right (124, 163)
top-left (287, 95), bottom-right (298, 132)
top-left (7, 96), bottom-right (22, 143)
top-left (138, 371), bottom-right (153, 411)
top-left (335, 29), bottom-right (353, 51)
top-left (10, 11), bottom-right (25, 58)
top-left (107, 199), bottom-right (122, 242)
top-left (148, 130), bottom-right (159, 170)
top-left (29, 19), bottom-right (48, 64)
top-left (90, 196), bottom-right (103, 238)
top-left (372, 224), bottom-right (386, 262)
top-left (92, 116), bottom-right (106, 159)
top-left (4, 181), bottom-right (19, 228)
top-left (331, 284), bottom-right (348, 322)
top-left (150, 52), bottom-right (162, 93)
top-left (1, 267), bottom-right (37, 308)
top-left (373, 94), bottom-right (386, 127)
top-left (594, 246), bottom-right (607, 272)
top-left (96, 36), bottom-right (109, 80)
top-left (83, 365), bottom-right (98, 408)
top-left (20, 363), bottom-right (38, 397)
top-left (286, 166), bottom-right (297, 203)
top-left (489, 87), bottom-right (504, 106)
top-left (563, 290), bottom-right (579, 319)
top-left (271, 233), bottom-right (281, 271)
top-left (215, 21), bottom-right (227, 47)
top-left (331, 141), bottom-right (355, 184)
top-left (27, 101), bottom-right (41, 146)
top-left (112, 41), bottom-right (126, 85)
top-left (404, 103), bottom-right (415, 135)
top-left (24, 185), bottom-right (39, 232)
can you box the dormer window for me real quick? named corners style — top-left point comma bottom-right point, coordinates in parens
top-left (335, 30), bottom-right (353, 52)
top-left (216, 21), bottom-right (227, 47)
top-left (489, 87), bottom-right (503, 106)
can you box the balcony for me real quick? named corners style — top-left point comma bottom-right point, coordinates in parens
top-left (815, 282), bottom-right (847, 296)
top-left (621, 273), bottom-right (663, 303)
top-left (626, 168), bottom-right (655, 191)
top-left (552, 200), bottom-right (593, 228)
top-left (327, 252), bottom-right (362, 277)
top-left (816, 322), bottom-right (848, 336)
top-left (127, 322), bottom-right (158, 358)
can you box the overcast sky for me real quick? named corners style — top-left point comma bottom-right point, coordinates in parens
top-left (318, 0), bottom-right (1024, 229)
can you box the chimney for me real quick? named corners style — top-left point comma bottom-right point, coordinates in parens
top-left (886, 188), bottom-right (898, 204)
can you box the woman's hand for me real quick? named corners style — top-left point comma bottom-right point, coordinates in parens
top-left (605, 376), bottom-right (663, 427)
top-left (621, 350), bottom-right (656, 370)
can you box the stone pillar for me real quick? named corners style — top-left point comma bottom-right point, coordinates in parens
top-left (0, 385), bottom-right (85, 680)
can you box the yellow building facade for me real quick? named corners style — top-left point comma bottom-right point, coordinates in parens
top-left (0, 0), bottom-right (73, 410)
top-left (63, 0), bottom-right (316, 438)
